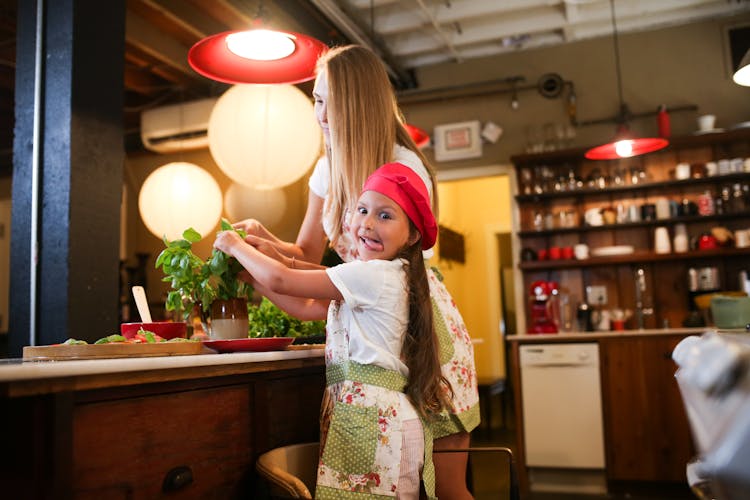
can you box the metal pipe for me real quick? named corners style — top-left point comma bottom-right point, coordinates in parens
top-left (28, 0), bottom-right (45, 346)
top-left (414, 0), bottom-right (461, 63)
top-left (576, 104), bottom-right (698, 127)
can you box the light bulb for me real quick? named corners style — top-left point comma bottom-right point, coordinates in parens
top-left (614, 139), bottom-right (634, 157)
top-left (226, 30), bottom-right (296, 61)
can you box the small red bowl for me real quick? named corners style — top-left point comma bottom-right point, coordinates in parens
top-left (120, 321), bottom-right (187, 340)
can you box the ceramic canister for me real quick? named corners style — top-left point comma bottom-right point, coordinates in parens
top-left (655, 198), bottom-right (671, 220)
top-left (673, 224), bottom-right (688, 253)
top-left (654, 226), bottom-right (671, 254)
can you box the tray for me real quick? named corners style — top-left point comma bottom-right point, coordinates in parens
top-left (23, 341), bottom-right (207, 360)
top-left (202, 337), bottom-right (295, 353)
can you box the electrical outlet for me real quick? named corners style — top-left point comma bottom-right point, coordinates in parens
top-left (586, 285), bottom-right (608, 305)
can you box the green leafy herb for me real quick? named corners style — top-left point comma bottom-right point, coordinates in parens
top-left (94, 334), bottom-right (127, 344)
top-left (248, 297), bottom-right (325, 338)
top-left (155, 220), bottom-right (253, 320)
top-left (62, 338), bottom-right (88, 345)
top-left (137, 328), bottom-right (158, 343)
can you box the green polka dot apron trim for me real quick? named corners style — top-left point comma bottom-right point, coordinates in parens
top-left (425, 264), bottom-right (481, 438)
top-left (432, 296), bottom-right (455, 365)
top-left (317, 360), bottom-right (437, 500)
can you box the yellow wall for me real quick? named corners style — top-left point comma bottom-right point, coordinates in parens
top-left (429, 175), bottom-right (513, 381)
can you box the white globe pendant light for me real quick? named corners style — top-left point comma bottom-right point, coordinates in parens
top-left (138, 162), bottom-right (223, 241)
top-left (224, 183), bottom-right (287, 228)
top-left (208, 84), bottom-right (321, 189)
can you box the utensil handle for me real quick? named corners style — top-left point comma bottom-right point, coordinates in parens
top-left (132, 286), bottom-right (153, 323)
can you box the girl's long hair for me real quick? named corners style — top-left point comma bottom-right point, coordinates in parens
top-left (318, 45), bottom-right (439, 248)
top-left (398, 229), bottom-right (451, 419)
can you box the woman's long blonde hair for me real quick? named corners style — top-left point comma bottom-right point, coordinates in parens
top-left (318, 45), bottom-right (438, 248)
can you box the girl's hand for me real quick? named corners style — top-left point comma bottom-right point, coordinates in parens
top-left (213, 230), bottom-right (246, 256)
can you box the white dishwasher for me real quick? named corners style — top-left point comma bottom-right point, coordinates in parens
top-left (520, 343), bottom-right (606, 493)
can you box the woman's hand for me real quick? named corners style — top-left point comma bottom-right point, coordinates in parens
top-left (245, 234), bottom-right (288, 265)
top-left (232, 219), bottom-right (277, 241)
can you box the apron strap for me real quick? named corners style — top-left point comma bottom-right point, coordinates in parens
top-left (326, 360), bottom-right (408, 392)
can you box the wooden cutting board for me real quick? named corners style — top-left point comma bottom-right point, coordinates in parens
top-left (23, 342), bottom-right (209, 360)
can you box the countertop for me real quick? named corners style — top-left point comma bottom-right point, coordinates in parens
top-left (506, 327), bottom-right (710, 342)
top-left (0, 347), bottom-right (325, 397)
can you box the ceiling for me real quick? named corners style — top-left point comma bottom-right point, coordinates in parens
top-left (0, 0), bottom-right (749, 168)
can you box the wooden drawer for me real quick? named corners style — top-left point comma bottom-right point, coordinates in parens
top-left (72, 385), bottom-right (252, 498)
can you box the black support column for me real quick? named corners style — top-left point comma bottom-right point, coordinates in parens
top-left (9, 0), bottom-right (125, 355)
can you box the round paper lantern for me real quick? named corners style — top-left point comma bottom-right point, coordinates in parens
top-left (224, 183), bottom-right (287, 228)
top-left (138, 162), bottom-right (223, 241)
top-left (208, 84), bottom-right (321, 189)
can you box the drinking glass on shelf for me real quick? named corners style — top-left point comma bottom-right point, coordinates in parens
top-left (543, 122), bottom-right (557, 151)
top-left (520, 168), bottom-right (533, 195)
top-left (525, 125), bottom-right (544, 153)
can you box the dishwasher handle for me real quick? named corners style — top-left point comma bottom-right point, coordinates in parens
top-left (522, 362), bottom-right (596, 368)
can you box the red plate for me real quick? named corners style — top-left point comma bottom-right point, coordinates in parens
top-left (202, 337), bottom-right (294, 353)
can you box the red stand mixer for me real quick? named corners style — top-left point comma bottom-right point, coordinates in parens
top-left (528, 280), bottom-right (559, 334)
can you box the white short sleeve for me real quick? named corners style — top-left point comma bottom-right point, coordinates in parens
top-left (307, 155), bottom-right (329, 199)
top-left (325, 259), bottom-right (387, 308)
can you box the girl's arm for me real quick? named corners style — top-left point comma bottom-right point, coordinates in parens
top-left (251, 281), bottom-right (329, 321)
top-left (232, 192), bottom-right (329, 264)
top-left (214, 230), bottom-right (342, 302)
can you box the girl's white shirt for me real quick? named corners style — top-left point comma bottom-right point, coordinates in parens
top-left (325, 258), bottom-right (410, 376)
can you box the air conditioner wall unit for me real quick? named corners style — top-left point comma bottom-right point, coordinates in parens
top-left (140, 97), bottom-right (218, 153)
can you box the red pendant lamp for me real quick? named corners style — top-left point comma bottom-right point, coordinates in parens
top-left (584, 0), bottom-right (668, 161)
top-left (405, 123), bottom-right (430, 149)
top-left (188, 28), bottom-right (327, 85)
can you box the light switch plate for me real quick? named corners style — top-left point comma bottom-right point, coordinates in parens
top-left (586, 285), bottom-right (608, 305)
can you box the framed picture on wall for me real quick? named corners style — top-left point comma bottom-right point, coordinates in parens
top-left (433, 120), bottom-right (482, 162)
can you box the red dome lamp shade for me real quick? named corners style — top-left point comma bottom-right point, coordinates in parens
top-left (584, 0), bottom-right (669, 161)
top-left (188, 29), bottom-right (327, 85)
top-left (405, 123), bottom-right (430, 149)
top-left (585, 115), bottom-right (668, 160)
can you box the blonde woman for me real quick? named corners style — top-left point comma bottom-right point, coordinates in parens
top-left (234, 45), bottom-right (480, 499)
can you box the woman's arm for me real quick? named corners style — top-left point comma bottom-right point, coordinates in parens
top-left (214, 230), bottom-right (342, 302)
top-left (293, 191), bottom-right (328, 264)
top-left (244, 234), bottom-right (326, 271)
top-left (232, 191), bottom-right (329, 265)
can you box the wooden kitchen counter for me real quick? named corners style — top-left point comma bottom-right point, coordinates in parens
top-left (0, 348), bottom-right (326, 499)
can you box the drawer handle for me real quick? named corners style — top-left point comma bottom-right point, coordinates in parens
top-left (162, 465), bottom-right (193, 492)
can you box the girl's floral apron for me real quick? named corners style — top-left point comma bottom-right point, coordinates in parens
top-left (427, 267), bottom-right (480, 438)
top-left (333, 223), bottom-right (480, 439)
top-left (316, 302), bottom-right (436, 500)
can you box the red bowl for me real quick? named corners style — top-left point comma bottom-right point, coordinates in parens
top-left (120, 321), bottom-right (187, 340)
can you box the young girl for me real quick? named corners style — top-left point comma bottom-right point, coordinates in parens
top-left (213, 163), bottom-right (447, 499)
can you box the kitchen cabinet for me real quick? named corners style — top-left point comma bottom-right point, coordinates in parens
top-left (512, 128), bottom-right (750, 333)
top-left (0, 352), bottom-right (325, 499)
top-left (599, 334), bottom-right (694, 484)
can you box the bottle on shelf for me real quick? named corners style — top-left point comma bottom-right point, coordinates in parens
top-left (698, 190), bottom-right (714, 216)
top-left (673, 224), bottom-right (689, 253)
top-left (731, 183), bottom-right (746, 213)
